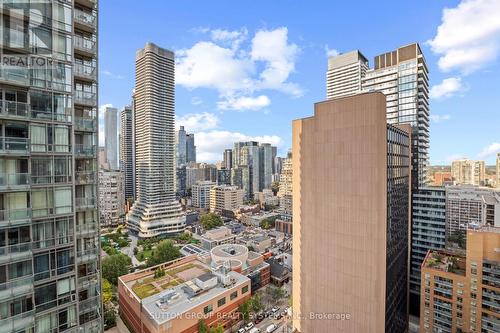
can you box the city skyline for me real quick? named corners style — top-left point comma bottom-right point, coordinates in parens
top-left (99, 0), bottom-right (500, 164)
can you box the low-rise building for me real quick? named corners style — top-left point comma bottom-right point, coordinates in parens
top-left (420, 226), bottom-right (500, 333)
top-left (246, 235), bottom-right (273, 253)
top-left (266, 257), bottom-right (291, 286)
top-left (201, 226), bottom-right (237, 250)
top-left (118, 256), bottom-right (251, 333)
top-left (240, 211), bottom-right (281, 227)
top-left (210, 185), bottom-right (244, 213)
top-left (275, 219), bottom-right (293, 235)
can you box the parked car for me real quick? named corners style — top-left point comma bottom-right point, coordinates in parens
top-left (245, 322), bottom-right (254, 331)
top-left (238, 329), bottom-right (246, 333)
top-left (248, 328), bottom-right (261, 333)
top-left (271, 306), bottom-right (280, 313)
top-left (266, 324), bottom-right (278, 333)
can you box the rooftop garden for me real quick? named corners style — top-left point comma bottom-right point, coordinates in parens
top-left (425, 251), bottom-right (466, 276)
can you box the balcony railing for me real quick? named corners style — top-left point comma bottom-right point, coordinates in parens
top-left (0, 276), bottom-right (34, 302)
top-left (0, 243), bottom-right (31, 264)
top-left (78, 272), bottom-right (99, 289)
top-left (75, 171), bottom-right (96, 184)
top-left (74, 144), bottom-right (96, 157)
top-left (0, 100), bottom-right (28, 118)
top-left (74, 117), bottom-right (96, 131)
top-left (30, 109), bottom-right (72, 123)
top-left (0, 310), bottom-right (35, 333)
top-left (0, 208), bottom-right (31, 224)
top-left (0, 137), bottom-right (29, 153)
top-left (0, 173), bottom-right (30, 189)
top-left (74, 90), bottom-right (97, 106)
top-left (74, 35), bottom-right (96, 55)
top-left (79, 294), bottom-right (101, 313)
top-left (74, 8), bottom-right (96, 29)
top-left (76, 222), bottom-right (98, 236)
top-left (75, 197), bottom-right (96, 209)
top-left (77, 248), bottom-right (99, 263)
top-left (74, 63), bottom-right (97, 80)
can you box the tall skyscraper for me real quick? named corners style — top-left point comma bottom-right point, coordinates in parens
top-left (259, 143), bottom-right (273, 190)
top-left (451, 158), bottom-right (486, 186)
top-left (0, 0), bottom-right (102, 331)
top-left (223, 149), bottom-right (233, 170)
top-left (186, 132), bottom-right (196, 163)
top-left (176, 126), bottom-right (187, 166)
top-left (127, 43), bottom-right (185, 238)
top-left (278, 154), bottom-right (293, 220)
top-left (293, 93), bottom-right (411, 333)
top-left (120, 105), bottom-right (135, 200)
top-left (326, 50), bottom-right (368, 99)
top-left (104, 106), bottom-right (118, 170)
top-left (99, 170), bottom-right (125, 226)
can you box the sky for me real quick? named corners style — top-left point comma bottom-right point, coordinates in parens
top-left (99, 0), bottom-right (500, 165)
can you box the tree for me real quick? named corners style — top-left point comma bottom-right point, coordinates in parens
top-left (270, 286), bottom-right (286, 303)
top-left (102, 253), bottom-right (131, 285)
top-left (103, 302), bottom-right (117, 330)
top-left (147, 240), bottom-right (181, 267)
top-left (200, 212), bottom-right (223, 230)
top-left (259, 218), bottom-right (275, 229)
top-left (271, 181), bottom-right (280, 195)
top-left (249, 294), bottom-right (264, 313)
top-left (238, 301), bottom-right (251, 323)
top-left (210, 324), bottom-right (224, 333)
top-left (198, 319), bottom-right (209, 333)
top-left (102, 278), bottom-right (113, 303)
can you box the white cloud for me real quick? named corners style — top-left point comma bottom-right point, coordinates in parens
top-left (191, 96), bottom-right (203, 105)
top-left (430, 77), bottom-right (465, 99)
top-left (196, 130), bottom-right (283, 163)
top-left (478, 142), bottom-right (500, 159)
top-left (177, 26), bottom-right (301, 111)
top-left (429, 114), bottom-right (451, 123)
top-left (324, 45), bottom-right (339, 57)
top-left (102, 70), bottom-right (124, 80)
top-left (428, 0), bottom-right (500, 73)
top-left (217, 95), bottom-right (270, 111)
top-left (175, 112), bottom-right (219, 132)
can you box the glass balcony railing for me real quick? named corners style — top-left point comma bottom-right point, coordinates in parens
top-left (0, 137), bottom-right (29, 153)
top-left (0, 243), bottom-right (31, 263)
top-left (0, 173), bottom-right (30, 188)
top-left (0, 276), bottom-right (34, 302)
top-left (75, 197), bottom-right (96, 209)
top-left (75, 171), bottom-right (96, 184)
top-left (0, 100), bottom-right (28, 118)
top-left (74, 117), bottom-right (96, 131)
top-left (74, 63), bottom-right (97, 80)
top-left (74, 35), bottom-right (96, 55)
top-left (77, 248), bottom-right (99, 263)
top-left (76, 222), bottom-right (98, 235)
top-left (74, 144), bottom-right (96, 157)
top-left (0, 208), bottom-right (31, 224)
top-left (79, 294), bottom-right (101, 313)
top-left (74, 8), bottom-right (96, 29)
top-left (0, 310), bottom-right (35, 333)
top-left (78, 272), bottom-right (99, 289)
top-left (74, 90), bottom-right (97, 106)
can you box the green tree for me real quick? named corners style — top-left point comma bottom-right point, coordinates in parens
top-left (249, 294), bottom-right (264, 313)
top-left (102, 278), bottom-right (113, 303)
top-left (147, 240), bottom-right (181, 267)
top-left (102, 253), bottom-right (131, 285)
top-left (260, 218), bottom-right (275, 229)
top-left (238, 301), bottom-right (250, 323)
top-left (103, 302), bottom-right (117, 330)
top-left (271, 181), bottom-right (280, 195)
top-left (210, 324), bottom-right (224, 333)
top-left (270, 286), bottom-right (286, 303)
top-left (198, 319), bottom-right (209, 333)
top-left (200, 212), bottom-right (223, 230)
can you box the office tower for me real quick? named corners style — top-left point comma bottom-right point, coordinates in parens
top-left (186, 132), bottom-right (196, 163)
top-left (98, 170), bottom-right (125, 226)
top-left (98, 146), bottom-right (108, 170)
top-left (175, 165), bottom-right (187, 197)
top-left (451, 158), bottom-right (486, 186)
top-left (409, 187), bottom-right (447, 314)
top-left (278, 155), bottom-right (293, 220)
top-left (259, 143), bottom-right (273, 190)
top-left (326, 50), bottom-right (368, 99)
top-left (185, 162), bottom-right (217, 190)
top-left (223, 149), bottom-right (233, 170)
top-left (120, 105), bottom-right (135, 200)
top-left (271, 146), bottom-right (277, 173)
top-left (176, 125), bottom-right (187, 166)
top-left (104, 106), bottom-right (118, 170)
top-left (210, 185), bottom-right (245, 213)
top-left (241, 145), bottom-right (260, 198)
top-left (216, 168), bottom-right (231, 185)
top-left (0, 0), bottom-right (102, 331)
top-left (420, 226), bottom-right (500, 333)
top-left (191, 181), bottom-right (216, 209)
top-left (446, 186), bottom-right (500, 242)
top-left (293, 93), bottom-right (411, 333)
top-left (127, 43), bottom-right (185, 238)
top-left (274, 156), bottom-right (283, 176)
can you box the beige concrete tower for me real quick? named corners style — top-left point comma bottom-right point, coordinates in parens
top-left (127, 43), bottom-right (185, 238)
top-left (292, 92), bottom-right (411, 332)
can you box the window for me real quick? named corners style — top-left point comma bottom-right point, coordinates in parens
top-left (217, 297), bottom-right (226, 307)
top-left (203, 304), bottom-right (213, 314)
top-left (242, 285), bottom-right (249, 294)
top-left (230, 291), bottom-right (238, 301)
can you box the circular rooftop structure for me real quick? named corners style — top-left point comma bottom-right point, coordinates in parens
top-left (211, 244), bottom-right (248, 270)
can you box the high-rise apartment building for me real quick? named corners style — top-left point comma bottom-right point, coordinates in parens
top-left (259, 143), bottom-right (273, 190)
top-left (120, 105), bottom-right (134, 200)
top-left (420, 226), bottom-right (500, 333)
top-left (0, 0), bottom-right (102, 331)
top-left (186, 132), bottom-right (196, 163)
top-left (240, 144), bottom-right (260, 198)
top-left (223, 149), bottom-right (232, 170)
top-left (175, 125), bottom-right (196, 166)
top-left (410, 187), bottom-right (447, 314)
top-left (98, 170), bottom-right (125, 226)
top-left (446, 186), bottom-right (500, 239)
top-left (191, 181), bottom-right (216, 209)
top-left (216, 168), bottom-right (231, 186)
top-left (104, 106), bottom-right (118, 170)
top-left (452, 158), bottom-right (486, 186)
top-left (292, 93), bottom-right (411, 333)
top-left (278, 154), bottom-right (293, 220)
top-left (126, 43), bottom-right (185, 238)
top-left (209, 185), bottom-right (244, 213)
top-left (326, 50), bottom-right (368, 99)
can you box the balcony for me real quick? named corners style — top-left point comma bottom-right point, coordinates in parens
top-left (76, 222), bottom-right (98, 236)
top-left (0, 208), bottom-right (31, 227)
top-left (74, 144), bottom-right (96, 158)
top-left (78, 272), bottom-right (100, 289)
top-left (30, 109), bottom-right (72, 123)
top-left (77, 248), bottom-right (99, 263)
top-left (74, 117), bottom-right (96, 132)
top-left (74, 90), bottom-right (97, 106)
top-left (0, 137), bottom-right (29, 154)
top-left (74, 63), bottom-right (97, 82)
top-left (0, 173), bottom-right (30, 191)
top-left (0, 310), bottom-right (35, 333)
top-left (75, 171), bottom-right (96, 184)
top-left (0, 276), bottom-right (34, 302)
top-left (74, 8), bottom-right (96, 32)
top-left (74, 35), bottom-right (97, 56)
top-left (75, 197), bottom-right (96, 210)
top-left (0, 100), bottom-right (28, 119)
top-left (0, 243), bottom-right (31, 264)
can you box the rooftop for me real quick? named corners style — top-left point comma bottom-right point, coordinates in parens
top-left (423, 250), bottom-right (466, 276)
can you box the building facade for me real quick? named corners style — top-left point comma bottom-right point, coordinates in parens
top-left (326, 50), bottom-right (368, 99)
top-left (223, 149), bottom-right (232, 170)
top-left (104, 106), bottom-right (117, 170)
top-left (126, 43), bottom-right (185, 238)
top-left (0, 0), bottom-right (103, 331)
top-left (210, 185), bottom-right (244, 213)
top-left (120, 105), bottom-right (134, 201)
top-left (420, 226), bottom-right (500, 333)
top-left (452, 158), bottom-right (486, 186)
top-left (191, 181), bottom-right (216, 209)
top-left (292, 93), bottom-right (411, 333)
top-left (98, 170), bottom-right (125, 227)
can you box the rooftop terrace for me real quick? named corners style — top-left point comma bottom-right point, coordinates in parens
top-left (423, 250), bottom-right (466, 276)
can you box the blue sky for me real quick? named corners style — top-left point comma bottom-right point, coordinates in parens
top-left (99, 0), bottom-right (500, 165)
